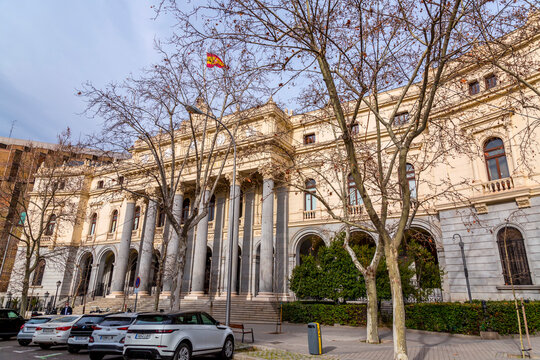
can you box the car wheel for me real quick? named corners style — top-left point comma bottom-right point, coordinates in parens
top-left (39, 344), bottom-right (51, 350)
top-left (220, 336), bottom-right (234, 360)
top-left (173, 342), bottom-right (192, 360)
top-left (89, 353), bottom-right (104, 360)
top-left (18, 340), bottom-right (31, 346)
top-left (67, 345), bottom-right (80, 354)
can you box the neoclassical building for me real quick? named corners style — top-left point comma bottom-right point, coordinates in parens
top-left (5, 23), bottom-right (540, 310)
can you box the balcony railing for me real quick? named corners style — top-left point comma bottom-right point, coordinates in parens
top-left (303, 210), bottom-right (316, 220)
top-left (482, 177), bottom-right (514, 194)
top-left (348, 205), bottom-right (362, 215)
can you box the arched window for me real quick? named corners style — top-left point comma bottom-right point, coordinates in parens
top-left (497, 227), bottom-right (532, 285)
top-left (157, 206), bottom-right (165, 227)
top-left (109, 210), bottom-right (118, 233)
top-left (239, 190), bottom-right (244, 219)
top-left (347, 174), bottom-right (362, 206)
top-left (181, 198), bottom-right (190, 224)
top-left (406, 163), bottom-right (417, 199)
top-left (133, 206), bottom-right (141, 230)
top-left (208, 195), bottom-right (216, 222)
top-left (484, 138), bottom-right (510, 180)
top-left (305, 179), bottom-right (317, 211)
top-left (89, 213), bottom-right (97, 235)
top-left (32, 259), bottom-right (46, 286)
top-left (45, 214), bottom-right (56, 236)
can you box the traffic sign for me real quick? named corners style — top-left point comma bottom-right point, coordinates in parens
top-left (135, 276), bottom-right (141, 288)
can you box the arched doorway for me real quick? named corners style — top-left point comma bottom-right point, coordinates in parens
top-left (297, 234), bottom-right (325, 265)
top-left (254, 245), bottom-right (274, 296)
top-left (403, 227), bottom-right (441, 296)
top-left (76, 253), bottom-right (93, 296)
top-left (204, 247), bottom-right (212, 294)
top-left (96, 250), bottom-right (115, 296)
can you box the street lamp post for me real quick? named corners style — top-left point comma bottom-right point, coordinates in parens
top-left (53, 280), bottom-right (61, 311)
top-left (453, 234), bottom-right (472, 303)
top-left (184, 104), bottom-right (237, 326)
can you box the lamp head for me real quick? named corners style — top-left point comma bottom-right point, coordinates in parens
top-left (184, 105), bottom-right (204, 115)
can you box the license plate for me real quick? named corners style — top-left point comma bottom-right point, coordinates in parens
top-left (135, 333), bottom-right (151, 339)
top-left (100, 335), bottom-right (114, 341)
top-left (44, 329), bottom-right (54, 333)
top-left (75, 336), bottom-right (88, 341)
top-left (25, 327), bottom-right (34, 332)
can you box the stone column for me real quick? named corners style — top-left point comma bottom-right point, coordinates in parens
top-left (109, 196), bottom-right (137, 296)
top-left (259, 177), bottom-right (274, 295)
top-left (137, 197), bottom-right (158, 296)
top-left (162, 191), bottom-right (183, 295)
top-left (190, 189), bottom-right (210, 296)
top-left (226, 175), bottom-right (241, 294)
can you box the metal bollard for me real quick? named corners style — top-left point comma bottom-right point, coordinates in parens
top-left (307, 322), bottom-right (322, 355)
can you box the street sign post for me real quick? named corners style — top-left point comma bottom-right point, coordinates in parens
top-left (134, 277), bottom-right (141, 312)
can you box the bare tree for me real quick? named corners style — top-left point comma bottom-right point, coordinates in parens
top-left (80, 46), bottom-right (263, 310)
top-left (0, 130), bottom-right (83, 314)
top-left (154, 1), bottom-right (537, 358)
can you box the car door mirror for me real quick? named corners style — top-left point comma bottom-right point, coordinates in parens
top-left (215, 321), bottom-right (220, 326)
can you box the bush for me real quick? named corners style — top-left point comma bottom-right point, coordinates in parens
top-left (283, 301), bottom-right (540, 335)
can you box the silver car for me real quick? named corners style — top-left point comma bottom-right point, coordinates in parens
top-left (124, 312), bottom-right (234, 360)
top-left (17, 315), bottom-right (59, 346)
top-left (88, 313), bottom-right (138, 360)
top-left (32, 315), bottom-right (82, 349)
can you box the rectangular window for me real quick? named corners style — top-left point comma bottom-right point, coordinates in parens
top-left (351, 123), bottom-right (359, 135)
top-left (97, 180), bottom-right (104, 189)
top-left (485, 74), bottom-right (497, 89)
top-left (303, 133), bottom-right (316, 145)
top-left (469, 81), bottom-right (480, 95)
top-left (393, 112), bottom-right (410, 127)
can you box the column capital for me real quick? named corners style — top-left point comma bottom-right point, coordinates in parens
top-left (225, 173), bottom-right (241, 186)
top-left (125, 192), bottom-right (139, 203)
top-left (259, 167), bottom-right (276, 180)
top-left (145, 187), bottom-right (161, 200)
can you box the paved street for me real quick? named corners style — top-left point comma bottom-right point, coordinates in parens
top-left (1, 324), bottom-right (540, 360)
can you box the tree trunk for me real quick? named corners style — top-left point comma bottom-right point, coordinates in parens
top-left (20, 258), bottom-right (31, 315)
top-left (170, 238), bottom-right (187, 310)
top-left (365, 272), bottom-right (380, 344)
top-left (385, 244), bottom-right (408, 360)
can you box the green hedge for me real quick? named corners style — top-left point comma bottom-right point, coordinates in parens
top-left (282, 301), bottom-right (540, 335)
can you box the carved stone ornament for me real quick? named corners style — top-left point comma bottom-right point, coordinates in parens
top-left (474, 203), bottom-right (488, 215)
top-left (515, 196), bottom-right (531, 209)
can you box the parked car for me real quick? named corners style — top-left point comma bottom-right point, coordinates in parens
top-left (0, 309), bottom-right (26, 340)
top-left (32, 315), bottom-right (82, 349)
top-left (67, 313), bottom-right (114, 353)
top-left (124, 311), bottom-right (234, 360)
top-left (88, 313), bottom-right (138, 360)
top-left (17, 315), bottom-right (59, 346)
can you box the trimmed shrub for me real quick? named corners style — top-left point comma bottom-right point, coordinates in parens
top-left (283, 301), bottom-right (540, 335)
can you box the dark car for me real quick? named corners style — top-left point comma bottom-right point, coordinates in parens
top-left (0, 309), bottom-right (26, 340)
top-left (67, 314), bottom-right (114, 353)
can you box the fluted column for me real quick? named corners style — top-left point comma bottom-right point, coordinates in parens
top-left (226, 176), bottom-right (241, 294)
top-left (259, 177), bottom-right (274, 295)
top-left (190, 189), bottom-right (210, 295)
top-left (162, 191), bottom-right (183, 294)
top-left (110, 195), bottom-right (137, 296)
top-left (137, 197), bottom-right (158, 295)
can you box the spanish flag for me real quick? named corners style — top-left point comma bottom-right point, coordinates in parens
top-left (207, 53), bottom-right (226, 68)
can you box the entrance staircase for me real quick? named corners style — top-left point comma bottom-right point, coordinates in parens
top-left (73, 296), bottom-right (281, 324)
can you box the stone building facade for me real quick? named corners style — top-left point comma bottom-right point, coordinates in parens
top-left (5, 24), bottom-right (540, 309)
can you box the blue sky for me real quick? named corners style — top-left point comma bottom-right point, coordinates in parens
top-left (0, 1), bottom-right (175, 143)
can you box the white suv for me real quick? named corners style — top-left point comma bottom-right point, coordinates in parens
top-left (124, 311), bottom-right (234, 360)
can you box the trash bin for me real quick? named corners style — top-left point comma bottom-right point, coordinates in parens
top-left (307, 322), bottom-right (322, 355)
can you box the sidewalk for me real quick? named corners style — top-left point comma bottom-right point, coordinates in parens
top-left (235, 322), bottom-right (540, 360)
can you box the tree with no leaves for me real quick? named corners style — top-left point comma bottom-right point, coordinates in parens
top-left (0, 130), bottom-right (82, 315)
top-left (154, 1), bottom-right (537, 358)
top-left (80, 46), bottom-right (264, 310)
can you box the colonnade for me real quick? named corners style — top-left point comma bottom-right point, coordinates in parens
top-left (106, 173), bottom-right (279, 299)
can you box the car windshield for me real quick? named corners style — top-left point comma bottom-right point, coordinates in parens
top-left (26, 318), bottom-right (52, 324)
top-left (100, 317), bottom-right (134, 327)
top-left (134, 315), bottom-right (172, 325)
top-left (75, 316), bottom-right (105, 325)
top-left (52, 316), bottom-right (79, 323)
